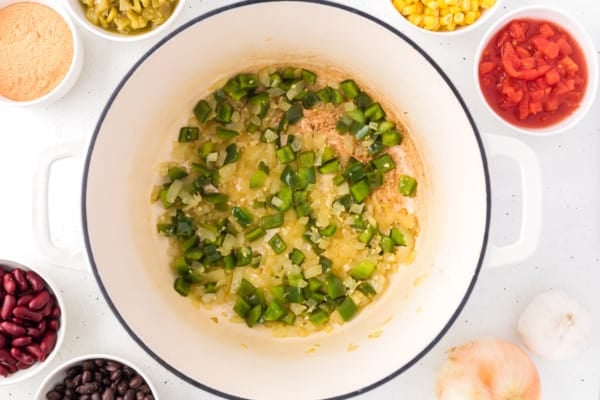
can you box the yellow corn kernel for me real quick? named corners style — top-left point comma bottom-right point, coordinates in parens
top-left (461, 0), bottom-right (471, 11)
top-left (392, 0), bottom-right (406, 11)
top-left (481, 0), bottom-right (495, 8)
top-left (401, 4), bottom-right (417, 15)
top-left (423, 15), bottom-right (439, 28)
top-left (471, 0), bottom-right (479, 11)
top-left (408, 14), bottom-right (424, 26)
top-left (440, 13), bottom-right (453, 25)
top-left (453, 12), bottom-right (464, 24)
top-left (437, 0), bottom-right (445, 7)
top-left (444, 0), bottom-right (458, 5)
top-left (440, 7), bottom-right (450, 16)
top-left (446, 22), bottom-right (457, 31)
top-left (426, 1), bottom-right (439, 9)
top-left (464, 10), bottom-right (477, 24)
top-left (424, 7), bottom-right (439, 16)
top-left (449, 5), bottom-right (460, 14)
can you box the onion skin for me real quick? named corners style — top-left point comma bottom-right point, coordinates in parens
top-left (436, 338), bottom-right (541, 400)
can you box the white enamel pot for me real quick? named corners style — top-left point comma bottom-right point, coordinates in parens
top-left (35, 1), bottom-right (542, 399)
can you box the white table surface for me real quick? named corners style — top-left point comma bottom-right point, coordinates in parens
top-left (1, 0), bottom-right (599, 398)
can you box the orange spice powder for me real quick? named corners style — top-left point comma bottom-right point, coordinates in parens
top-left (0, 2), bottom-right (74, 101)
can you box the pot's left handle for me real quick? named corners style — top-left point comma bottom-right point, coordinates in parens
top-left (33, 141), bottom-right (86, 269)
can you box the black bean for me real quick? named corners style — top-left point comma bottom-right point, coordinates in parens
top-left (73, 373), bottom-right (82, 386)
top-left (139, 384), bottom-right (150, 394)
top-left (77, 382), bottom-right (99, 394)
top-left (129, 375), bottom-right (143, 389)
top-left (45, 391), bottom-right (62, 400)
top-left (105, 361), bottom-right (120, 372)
top-left (66, 366), bottom-right (81, 379)
top-left (136, 392), bottom-right (145, 400)
top-left (83, 360), bottom-right (95, 371)
top-left (110, 369), bottom-right (122, 382)
top-left (95, 359), bottom-right (106, 367)
top-left (80, 395), bottom-right (91, 400)
top-left (54, 384), bottom-right (66, 393)
top-left (117, 380), bottom-right (128, 395)
top-left (124, 389), bottom-right (135, 400)
top-left (102, 387), bottom-right (115, 400)
top-left (92, 393), bottom-right (102, 400)
top-left (144, 396), bottom-right (154, 400)
top-left (83, 370), bottom-right (93, 383)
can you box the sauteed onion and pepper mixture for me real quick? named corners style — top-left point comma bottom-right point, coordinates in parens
top-left (152, 66), bottom-right (420, 332)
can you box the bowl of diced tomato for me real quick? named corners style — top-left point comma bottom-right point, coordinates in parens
top-left (474, 5), bottom-right (598, 135)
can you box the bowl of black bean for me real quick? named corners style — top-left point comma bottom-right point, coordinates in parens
top-left (35, 354), bottom-right (157, 400)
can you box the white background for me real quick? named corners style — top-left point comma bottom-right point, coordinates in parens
top-left (0, 0), bottom-right (599, 398)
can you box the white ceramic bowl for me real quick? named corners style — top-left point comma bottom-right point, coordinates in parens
top-left (82, 2), bottom-right (492, 399)
top-left (474, 5), bottom-right (599, 136)
top-left (0, 0), bottom-right (83, 107)
top-left (386, 0), bottom-right (503, 37)
top-left (0, 260), bottom-right (66, 385)
top-left (63, 0), bottom-right (187, 42)
top-left (35, 353), bottom-right (159, 399)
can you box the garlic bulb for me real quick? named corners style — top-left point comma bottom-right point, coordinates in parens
top-left (437, 337), bottom-right (541, 400)
top-left (518, 290), bottom-right (592, 360)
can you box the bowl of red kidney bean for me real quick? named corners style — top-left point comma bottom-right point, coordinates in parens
top-left (0, 260), bottom-right (65, 384)
top-left (36, 354), bottom-right (158, 400)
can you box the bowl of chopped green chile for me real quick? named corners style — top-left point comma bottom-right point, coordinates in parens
top-left (63, 0), bottom-right (185, 41)
top-left (82, 2), bottom-right (496, 399)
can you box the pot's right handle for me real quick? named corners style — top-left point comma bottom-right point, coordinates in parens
top-left (33, 141), bottom-right (86, 270)
top-left (483, 133), bottom-right (542, 268)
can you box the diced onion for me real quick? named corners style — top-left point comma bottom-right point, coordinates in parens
top-left (278, 100), bottom-right (292, 111)
top-left (197, 225), bottom-right (217, 242)
top-left (206, 152), bottom-right (218, 163)
top-left (303, 264), bottom-right (323, 279)
top-left (230, 269), bottom-right (244, 294)
top-left (201, 294), bottom-right (216, 304)
top-left (290, 303), bottom-right (307, 315)
top-left (290, 136), bottom-right (303, 152)
top-left (166, 179), bottom-right (183, 203)
top-left (217, 150), bottom-right (227, 167)
top-left (258, 68), bottom-right (270, 87)
top-left (221, 234), bottom-right (236, 256)
top-left (349, 203), bottom-right (364, 214)
top-left (337, 182), bottom-right (350, 195)
top-left (332, 201), bottom-right (345, 216)
top-left (286, 81), bottom-right (305, 101)
top-left (342, 102), bottom-right (356, 112)
top-left (267, 87), bottom-right (285, 97)
top-left (179, 190), bottom-right (193, 205)
top-left (271, 196), bottom-right (284, 208)
top-left (264, 129), bottom-right (278, 142)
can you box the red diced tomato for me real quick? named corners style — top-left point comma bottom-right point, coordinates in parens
top-left (556, 37), bottom-right (573, 56)
top-left (543, 96), bottom-right (560, 111)
top-left (529, 101), bottom-right (543, 114)
top-left (530, 90), bottom-right (545, 102)
top-left (479, 61), bottom-right (496, 75)
top-left (542, 42), bottom-right (560, 59)
top-left (519, 96), bottom-right (530, 119)
top-left (560, 56), bottom-right (579, 75)
top-left (516, 46), bottom-right (530, 58)
top-left (508, 21), bottom-right (527, 42)
top-left (545, 68), bottom-right (560, 85)
top-left (539, 23), bottom-right (555, 38)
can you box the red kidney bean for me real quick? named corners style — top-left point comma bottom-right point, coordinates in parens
top-left (25, 271), bottom-right (45, 291)
top-left (11, 269), bottom-right (29, 292)
top-left (0, 364), bottom-right (8, 377)
top-left (11, 347), bottom-right (35, 365)
top-left (48, 318), bottom-right (60, 332)
top-left (13, 306), bottom-right (43, 322)
top-left (11, 316), bottom-right (27, 326)
top-left (40, 301), bottom-right (54, 318)
top-left (0, 334), bottom-right (4, 348)
top-left (16, 294), bottom-right (34, 307)
top-left (51, 305), bottom-right (61, 319)
top-left (0, 269), bottom-right (4, 279)
top-left (3, 273), bottom-right (16, 295)
top-left (25, 343), bottom-right (45, 362)
top-left (11, 336), bottom-right (32, 347)
top-left (40, 331), bottom-right (57, 355)
top-left (0, 294), bottom-right (16, 320)
top-left (0, 348), bottom-right (16, 365)
top-left (16, 361), bottom-right (33, 370)
top-left (28, 290), bottom-right (50, 311)
top-left (0, 321), bottom-right (26, 336)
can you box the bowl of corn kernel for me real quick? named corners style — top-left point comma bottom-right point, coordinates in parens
top-left (389, 0), bottom-right (501, 34)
